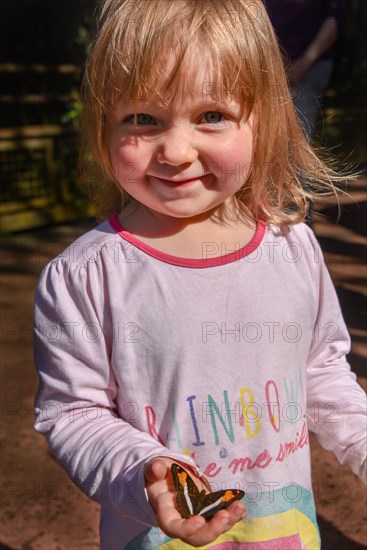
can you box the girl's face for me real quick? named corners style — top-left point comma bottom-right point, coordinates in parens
top-left (108, 59), bottom-right (254, 222)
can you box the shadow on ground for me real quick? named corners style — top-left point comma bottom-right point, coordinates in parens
top-left (317, 516), bottom-right (367, 550)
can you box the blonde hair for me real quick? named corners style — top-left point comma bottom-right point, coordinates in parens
top-left (80, 0), bottom-right (342, 224)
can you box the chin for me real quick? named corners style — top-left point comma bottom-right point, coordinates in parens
top-left (161, 208), bottom-right (212, 220)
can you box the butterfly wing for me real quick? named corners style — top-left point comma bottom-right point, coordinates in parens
top-left (171, 463), bottom-right (245, 521)
top-left (198, 489), bottom-right (245, 520)
top-left (171, 463), bottom-right (202, 519)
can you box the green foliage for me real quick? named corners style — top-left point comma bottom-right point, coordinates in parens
top-left (61, 92), bottom-right (83, 128)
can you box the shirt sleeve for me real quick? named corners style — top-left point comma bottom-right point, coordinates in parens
top-left (305, 234), bottom-right (367, 483)
top-left (33, 257), bottom-right (198, 524)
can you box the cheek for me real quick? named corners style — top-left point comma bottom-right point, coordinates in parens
top-left (238, 128), bottom-right (254, 177)
top-left (222, 139), bottom-right (253, 180)
top-left (225, 133), bottom-right (253, 189)
top-left (242, 143), bottom-right (253, 179)
top-left (111, 141), bottom-right (136, 166)
top-left (110, 142), bottom-right (145, 187)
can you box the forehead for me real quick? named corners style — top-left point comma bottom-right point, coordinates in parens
top-left (165, 49), bottom-right (230, 103)
top-left (93, 0), bottom-right (270, 119)
top-left (115, 44), bottom-right (245, 111)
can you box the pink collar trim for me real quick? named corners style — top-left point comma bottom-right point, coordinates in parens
top-left (109, 211), bottom-right (266, 268)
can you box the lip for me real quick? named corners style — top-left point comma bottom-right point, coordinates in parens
top-left (151, 175), bottom-right (208, 187)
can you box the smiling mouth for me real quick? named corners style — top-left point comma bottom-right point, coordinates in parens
top-left (152, 175), bottom-right (209, 187)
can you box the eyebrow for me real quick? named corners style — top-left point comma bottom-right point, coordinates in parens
top-left (199, 100), bottom-right (242, 111)
top-left (120, 99), bottom-right (242, 112)
top-left (113, 94), bottom-right (246, 123)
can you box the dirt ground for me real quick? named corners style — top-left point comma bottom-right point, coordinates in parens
top-left (0, 185), bottom-right (366, 549)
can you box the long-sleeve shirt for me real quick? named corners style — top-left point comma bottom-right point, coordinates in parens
top-left (34, 214), bottom-right (366, 549)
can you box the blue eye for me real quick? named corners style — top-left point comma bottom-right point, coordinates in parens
top-left (203, 112), bottom-right (225, 124)
top-left (122, 113), bottom-right (155, 126)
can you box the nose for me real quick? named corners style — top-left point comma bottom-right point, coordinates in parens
top-left (156, 126), bottom-right (198, 166)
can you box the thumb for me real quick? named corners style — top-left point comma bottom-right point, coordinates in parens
top-left (145, 458), bottom-right (169, 483)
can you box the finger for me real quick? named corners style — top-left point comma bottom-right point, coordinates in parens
top-left (224, 501), bottom-right (246, 522)
top-left (198, 510), bottom-right (235, 540)
top-left (165, 513), bottom-right (231, 547)
top-left (160, 504), bottom-right (245, 547)
top-left (145, 458), bottom-right (169, 483)
top-left (160, 515), bottom-right (206, 540)
top-left (186, 503), bottom-right (245, 545)
top-left (184, 511), bottom-right (240, 546)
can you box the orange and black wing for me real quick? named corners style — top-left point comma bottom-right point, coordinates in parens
top-left (171, 463), bottom-right (203, 519)
top-left (171, 463), bottom-right (245, 521)
top-left (198, 489), bottom-right (245, 520)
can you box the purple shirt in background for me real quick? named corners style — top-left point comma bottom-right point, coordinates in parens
top-left (264, 0), bottom-right (347, 61)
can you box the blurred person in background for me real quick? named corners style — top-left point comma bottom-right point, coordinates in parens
top-left (264, 0), bottom-right (347, 139)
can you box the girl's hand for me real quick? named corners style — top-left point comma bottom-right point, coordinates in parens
top-left (145, 457), bottom-right (246, 547)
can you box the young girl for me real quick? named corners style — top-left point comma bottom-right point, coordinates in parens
top-left (34, 1), bottom-right (366, 549)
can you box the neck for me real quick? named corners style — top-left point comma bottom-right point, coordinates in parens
top-left (117, 199), bottom-right (257, 260)
top-left (119, 198), bottom-right (253, 239)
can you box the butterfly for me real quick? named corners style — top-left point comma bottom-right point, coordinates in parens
top-left (171, 463), bottom-right (245, 521)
